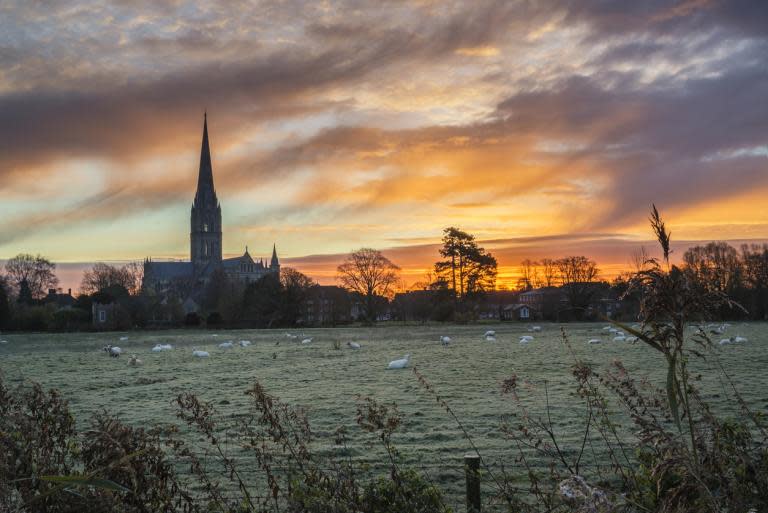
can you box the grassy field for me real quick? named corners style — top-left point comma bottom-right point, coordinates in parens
top-left (1, 322), bottom-right (767, 507)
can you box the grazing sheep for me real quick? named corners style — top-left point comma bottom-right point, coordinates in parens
top-left (440, 336), bottom-right (451, 346)
top-left (301, 338), bottom-right (313, 344)
top-left (239, 340), bottom-right (252, 347)
top-left (192, 348), bottom-right (210, 358)
top-left (484, 330), bottom-right (496, 337)
top-left (720, 336), bottom-right (748, 345)
top-left (218, 341), bottom-right (234, 349)
top-left (128, 355), bottom-right (143, 366)
top-left (387, 354), bottom-right (410, 369)
top-left (588, 339), bottom-right (602, 344)
top-left (348, 342), bottom-right (362, 349)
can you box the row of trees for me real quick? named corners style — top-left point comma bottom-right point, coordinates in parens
top-left (680, 242), bottom-right (768, 319)
top-left (335, 228), bottom-right (501, 323)
top-left (4, 236), bottom-right (768, 331)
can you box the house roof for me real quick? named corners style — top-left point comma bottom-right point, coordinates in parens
top-left (503, 303), bottom-right (536, 312)
top-left (145, 261), bottom-right (193, 280)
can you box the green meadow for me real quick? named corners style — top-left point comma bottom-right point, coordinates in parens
top-left (1, 323), bottom-right (766, 506)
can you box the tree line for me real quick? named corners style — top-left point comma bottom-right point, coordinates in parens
top-left (2, 236), bottom-right (768, 331)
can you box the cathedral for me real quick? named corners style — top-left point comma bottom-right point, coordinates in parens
top-left (143, 114), bottom-right (280, 297)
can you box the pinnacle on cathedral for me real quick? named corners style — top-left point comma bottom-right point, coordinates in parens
top-left (194, 112), bottom-right (218, 208)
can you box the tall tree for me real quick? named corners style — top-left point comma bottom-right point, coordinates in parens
top-left (434, 227), bottom-right (497, 300)
top-left (279, 268), bottom-right (315, 325)
top-left (4, 254), bottom-right (58, 299)
top-left (557, 256), bottom-right (600, 316)
top-left (741, 244), bottom-right (768, 319)
top-left (337, 248), bottom-right (400, 323)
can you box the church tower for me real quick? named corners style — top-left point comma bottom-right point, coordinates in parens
top-left (190, 113), bottom-right (222, 273)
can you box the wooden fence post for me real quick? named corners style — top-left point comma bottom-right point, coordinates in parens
top-left (465, 453), bottom-right (481, 513)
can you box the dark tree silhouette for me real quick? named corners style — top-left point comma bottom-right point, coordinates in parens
top-left (5, 254), bottom-right (58, 299)
top-left (434, 227), bottom-right (497, 301)
top-left (337, 248), bottom-right (400, 323)
top-left (557, 256), bottom-right (600, 317)
top-left (80, 263), bottom-right (140, 295)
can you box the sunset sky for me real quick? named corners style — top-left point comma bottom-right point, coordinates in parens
top-left (1, 0), bottom-right (767, 292)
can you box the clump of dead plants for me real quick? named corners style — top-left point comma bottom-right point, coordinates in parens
top-left (0, 373), bottom-right (449, 513)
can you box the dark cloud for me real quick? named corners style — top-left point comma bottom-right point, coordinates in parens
top-left (0, 0), bottom-right (527, 177)
top-left (1, 0), bottom-right (767, 260)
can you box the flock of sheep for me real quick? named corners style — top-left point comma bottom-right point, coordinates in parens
top-left (94, 321), bottom-right (750, 372)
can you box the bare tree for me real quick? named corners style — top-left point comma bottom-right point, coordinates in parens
top-left (337, 248), bottom-right (400, 323)
top-left (80, 262), bottom-right (140, 296)
top-left (124, 262), bottom-right (144, 295)
top-left (4, 253), bottom-right (58, 299)
top-left (557, 256), bottom-right (600, 317)
top-left (518, 259), bottom-right (539, 290)
top-left (683, 242), bottom-right (742, 294)
top-left (410, 271), bottom-right (436, 291)
top-left (629, 246), bottom-right (651, 274)
top-left (540, 258), bottom-right (559, 287)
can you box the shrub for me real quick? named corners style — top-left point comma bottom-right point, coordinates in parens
top-left (206, 311), bottom-right (223, 326)
top-left (184, 312), bottom-right (201, 326)
top-left (11, 304), bottom-right (54, 331)
top-left (0, 376), bottom-right (194, 512)
top-left (51, 307), bottom-right (91, 331)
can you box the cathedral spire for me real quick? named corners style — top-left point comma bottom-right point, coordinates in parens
top-left (191, 112), bottom-right (223, 270)
top-left (271, 243), bottom-right (280, 268)
top-left (195, 112), bottom-right (216, 204)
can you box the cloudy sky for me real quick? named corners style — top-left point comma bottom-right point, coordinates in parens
top-left (1, 0), bottom-right (767, 290)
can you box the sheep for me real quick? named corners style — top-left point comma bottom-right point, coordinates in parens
top-left (103, 345), bottom-right (122, 357)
